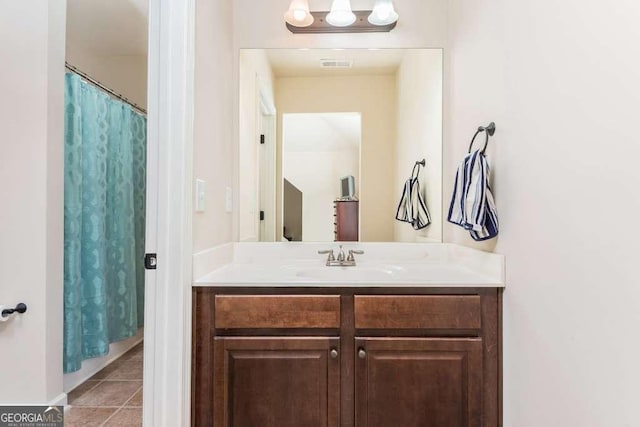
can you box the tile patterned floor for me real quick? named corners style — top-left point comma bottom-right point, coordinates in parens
top-left (65, 342), bottom-right (143, 426)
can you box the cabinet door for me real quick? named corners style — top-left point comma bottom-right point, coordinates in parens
top-left (355, 338), bottom-right (483, 427)
top-left (214, 337), bottom-right (340, 427)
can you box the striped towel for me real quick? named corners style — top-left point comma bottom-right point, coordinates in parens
top-left (396, 164), bottom-right (431, 230)
top-left (448, 149), bottom-right (498, 241)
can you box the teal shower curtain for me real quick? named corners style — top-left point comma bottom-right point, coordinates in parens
top-left (63, 73), bottom-right (146, 373)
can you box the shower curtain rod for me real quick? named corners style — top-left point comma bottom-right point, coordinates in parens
top-left (65, 62), bottom-right (147, 115)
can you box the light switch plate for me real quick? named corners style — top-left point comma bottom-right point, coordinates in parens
top-left (195, 179), bottom-right (206, 212)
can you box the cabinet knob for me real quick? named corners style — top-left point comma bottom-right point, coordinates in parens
top-left (330, 349), bottom-right (339, 359)
top-left (358, 349), bottom-right (366, 359)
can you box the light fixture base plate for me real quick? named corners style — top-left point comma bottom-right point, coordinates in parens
top-left (286, 10), bottom-right (397, 33)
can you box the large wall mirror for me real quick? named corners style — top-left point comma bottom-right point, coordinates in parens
top-left (238, 48), bottom-right (443, 243)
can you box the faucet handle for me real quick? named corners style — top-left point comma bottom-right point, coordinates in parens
top-left (318, 249), bottom-right (335, 261)
top-left (347, 249), bottom-right (365, 262)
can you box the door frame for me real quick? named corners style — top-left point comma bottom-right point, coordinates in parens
top-left (143, 0), bottom-right (195, 425)
top-left (258, 78), bottom-right (277, 242)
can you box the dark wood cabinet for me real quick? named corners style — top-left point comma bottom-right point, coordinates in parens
top-left (193, 288), bottom-right (501, 426)
top-left (334, 200), bottom-right (359, 241)
top-left (213, 337), bottom-right (340, 427)
top-left (354, 337), bottom-right (483, 427)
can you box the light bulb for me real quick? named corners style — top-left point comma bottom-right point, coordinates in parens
top-left (326, 0), bottom-right (356, 27)
top-left (293, 9), bottom-right (307, 22)
top-left (284, 0), bottom-right (314, 27)
top-left (368, 0), bottom-right (398, 26)
top-left (376, 5), bottom-right (391, 20)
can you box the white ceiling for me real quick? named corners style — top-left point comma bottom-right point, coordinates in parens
top-left (284, 113), bottom-right (361, 152)
top-left (265, 49), bottom-right (408, 77)
top-left (66, 0), bottom-right (148, 56)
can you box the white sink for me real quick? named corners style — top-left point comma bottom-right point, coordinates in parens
top-left (295, 265), bottom-right (402, 281)
top-left (194, 243), bottom-right (505, 287)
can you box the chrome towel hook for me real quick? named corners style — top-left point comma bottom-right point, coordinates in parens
top-left (468, 122), bottom-right (496, 155)
top-left (410, 158), bottom-right (426, 179)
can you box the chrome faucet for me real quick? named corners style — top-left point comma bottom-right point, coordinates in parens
top-left (318, 245), bottom-right (365, 267)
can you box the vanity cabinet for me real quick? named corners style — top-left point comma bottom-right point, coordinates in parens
top-left (192, 288), bottom-right (501, 427)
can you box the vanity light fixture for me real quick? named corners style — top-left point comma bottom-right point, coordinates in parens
top-left (284, 0), bottom-right (314, 27)
top-left (285, 0), bottom-right (398, 34)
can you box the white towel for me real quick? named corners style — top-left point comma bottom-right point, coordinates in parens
top-left (396, 164), bottom-right (431, 230)
top-left (448, 149), bottom-right (498, 241)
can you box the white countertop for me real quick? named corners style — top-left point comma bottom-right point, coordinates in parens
top-left (193, 243), bottom-right (505, 288)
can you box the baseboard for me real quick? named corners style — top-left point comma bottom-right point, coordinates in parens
top-left (49, 392), bottom-right (68, 407)
top-left (63, 328), bottom-right (144, 393)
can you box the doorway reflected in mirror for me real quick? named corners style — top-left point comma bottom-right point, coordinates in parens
top-left (283, 112), bottom-right (361, 242)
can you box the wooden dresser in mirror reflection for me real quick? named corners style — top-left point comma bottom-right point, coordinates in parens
top-left (334, 200), bottom-right (359, 241)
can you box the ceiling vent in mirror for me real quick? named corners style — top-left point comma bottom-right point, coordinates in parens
top-left (320, 59), bottom-right (353, 69)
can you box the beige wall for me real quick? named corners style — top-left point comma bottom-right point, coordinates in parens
top-left (192, 0), bottom-right (234, 253)
top-left (395, 49), bottom-right (443, 242)
top-left (237, 50), bottom-right (275, 242)
top-left (65, 48), bottom-right (148, 109)
top-left (447, 0), bottom-right (640, 425)
top-left (276, 76), bottom-right (397, 241)
top-left (0, 0), bottom-right (65, 404)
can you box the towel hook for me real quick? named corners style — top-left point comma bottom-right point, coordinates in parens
top-left (468, 122), bottom-right (496, 155)
top-left (411, 159), bottom-right (426, 178)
